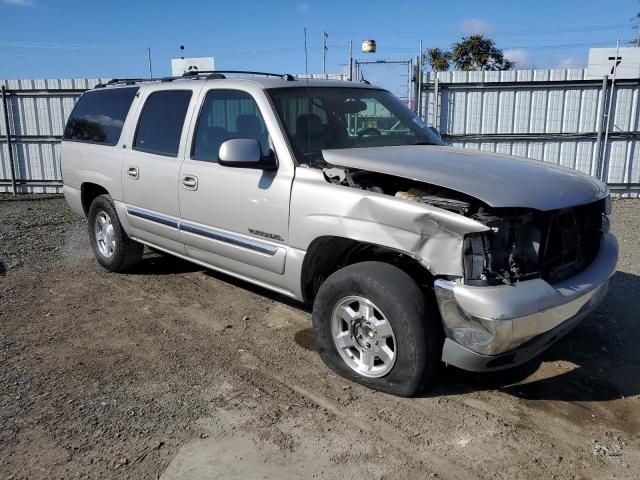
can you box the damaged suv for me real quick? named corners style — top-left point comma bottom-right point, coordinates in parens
top-left (61, 72), bottom-right (618, 396)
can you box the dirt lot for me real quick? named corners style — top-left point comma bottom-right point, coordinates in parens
top-left (0, 195), bottom-right (639, 480)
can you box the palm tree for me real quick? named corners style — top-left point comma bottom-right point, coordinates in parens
top-left (425, 48), bottom-right (451, 72)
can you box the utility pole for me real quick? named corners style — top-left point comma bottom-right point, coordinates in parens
top-left (417, 40), bottom-right (423, 115)
top-left (147, 47), bottom-right (153, 79)
top-left (323, 31), bottom-right (328, 79)
top-left (348, 40), bottom-right (353, 81)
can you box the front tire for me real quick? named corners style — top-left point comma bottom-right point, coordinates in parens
top-left (87, 195), bottom-right (143, 272)
top-left (312, 261), bottom-right (441, 397)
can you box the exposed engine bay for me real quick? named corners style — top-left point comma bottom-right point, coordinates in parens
top-left (323, 167), bottom-right (474, 215)
top-left (324, 167), bottom-right (606, 286)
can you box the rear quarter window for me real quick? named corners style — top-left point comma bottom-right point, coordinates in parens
top-left (63, 87), bottom-right (138, 145)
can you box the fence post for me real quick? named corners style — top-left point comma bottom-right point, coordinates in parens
top-left (433, 76), bottom-right (440, 132)
top-left (348, 41), bottom-right (353, 81)
top-left (592, 76), bottom-right (608, 180)
top-left (1, 85), bottom-right (18, 195)
top-left (416, 57), bottom-right (422, 116)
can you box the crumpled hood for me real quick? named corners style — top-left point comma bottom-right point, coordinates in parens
top-left (322, 145), bottom-right (608, 211)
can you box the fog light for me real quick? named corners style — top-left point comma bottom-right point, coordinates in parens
top-left (452, 326), bottom-right (494, 350)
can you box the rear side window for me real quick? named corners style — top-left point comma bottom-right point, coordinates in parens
top-left (133, 90), bottom-right (192, 157)
top-left (63, 87), bottom-right (138, 145)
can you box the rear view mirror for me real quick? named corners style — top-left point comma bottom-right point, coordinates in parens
top-left (218, 139), bottom-right (277, 171)
top-left (341, 99), bottom-right (367, 114)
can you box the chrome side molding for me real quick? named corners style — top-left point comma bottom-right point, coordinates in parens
top-left (126, 206), bottom-right (278, 256)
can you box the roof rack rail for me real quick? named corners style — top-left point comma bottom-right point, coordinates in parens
top-left (182, 70), bottom-right (296, 81)
top-left (95, 76), bottom-right (179, 88)
top-left (95, 70), bottom-right (297, 89)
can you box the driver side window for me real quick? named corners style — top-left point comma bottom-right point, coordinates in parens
top-left (192, 90), bottom-right (269, 162)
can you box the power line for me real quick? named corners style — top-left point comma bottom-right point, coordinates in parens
top-left (477, 23), bottom-right (628, 37)
top-left (330, 23), bottom-right (630, 42)
top-left (0, 41), bottom-right (112, 49)
top-left (502, 41), bottom-right (615, 50)
top-left (375, 41), bottom-right (617, 52)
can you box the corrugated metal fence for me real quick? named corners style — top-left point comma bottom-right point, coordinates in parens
top-left (2, 70), bottom-right (639, 195)
top-left (420, 68), bottom-right (640, 196)
top-left (0, 75), bottom-right (350, 194)
top-left (1, 78), bottom-right (107, 193)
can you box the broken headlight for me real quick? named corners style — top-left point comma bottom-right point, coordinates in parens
top-left (463, 233), bottom-right (487, 283)
top-left (463, 212), bottom-right (542, 286)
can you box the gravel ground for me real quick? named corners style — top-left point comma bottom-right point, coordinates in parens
top-left (0, 194), bottom-right (639, 480)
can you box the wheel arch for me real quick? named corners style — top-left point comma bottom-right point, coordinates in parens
top-left (81, 182), bottom-right (110, 215)
top-left (300, 235), bottom-right (435, 303)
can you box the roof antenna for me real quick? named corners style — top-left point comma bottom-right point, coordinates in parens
top-left (304, 27), bottom-right (311, 164)
top-left (304, 27), bottom-right (309, 79)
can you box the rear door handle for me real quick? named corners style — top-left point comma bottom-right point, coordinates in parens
top-left (182, 175), bottom-right (198, 191)
top-left (127, 166), bottom-right (139, 179)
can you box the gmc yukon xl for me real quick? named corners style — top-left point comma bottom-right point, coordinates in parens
top-left (61, 71), bottom-right (618, 396)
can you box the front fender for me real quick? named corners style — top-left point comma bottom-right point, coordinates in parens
top-left (289, 169), bottom-right (488, 277)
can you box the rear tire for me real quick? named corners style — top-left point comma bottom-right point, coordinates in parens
top-left (312, 261), bottom-right (442, 397)
top-left (87, 195), bottom-right (143, 272)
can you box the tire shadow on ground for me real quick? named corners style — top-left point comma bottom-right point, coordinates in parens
top-left (125, 250), bottom-right (205, 276)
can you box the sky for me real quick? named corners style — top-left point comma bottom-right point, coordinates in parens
top-left (0, 0), bottom-right (638, 79)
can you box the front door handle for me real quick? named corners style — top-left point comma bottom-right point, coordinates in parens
top-left (182, 175), bottom-right (198, 191)
top-left (127, 166), bottom-right (139, 180)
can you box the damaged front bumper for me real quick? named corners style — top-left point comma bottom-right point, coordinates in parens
top-left (434, 233), bottom-right (618, 372)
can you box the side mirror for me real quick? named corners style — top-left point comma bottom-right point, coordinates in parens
top-left (218, 138), bottom-right (277, 171)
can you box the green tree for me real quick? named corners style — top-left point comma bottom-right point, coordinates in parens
top-left (425, 48), bottom-right (451, 72)
top-left (450, 35), bottom-right (514, 71)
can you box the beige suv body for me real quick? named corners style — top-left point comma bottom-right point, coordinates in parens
top-left (62, 73), bottom-right (617, 396)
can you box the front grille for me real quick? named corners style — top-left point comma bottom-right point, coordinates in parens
top-left (538, 200), bottom-right (604, 283)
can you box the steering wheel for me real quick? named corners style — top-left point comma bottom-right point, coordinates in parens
top-left (357, 127), bottom-right (382, 137)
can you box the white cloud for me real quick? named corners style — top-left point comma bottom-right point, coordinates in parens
top-left (296, 3), bottom-right (311, 12)
top-left (1, 0), bottom-right (34, 6)
top-left (556, 56), bottom-right (586, 69)
top-left (503, 48), bottom-right (534, 69)
top-left (460, 18), bottom-right (492, 35)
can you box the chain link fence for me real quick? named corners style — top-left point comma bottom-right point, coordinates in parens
top-left (354, 60), bottom-right (414, 107)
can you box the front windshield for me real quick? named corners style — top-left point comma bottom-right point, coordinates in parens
top-left (268, 87), bottom-right (442, 166)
